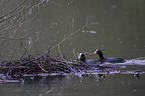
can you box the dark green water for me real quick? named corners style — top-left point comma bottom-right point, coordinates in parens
top-left (0, 0), bottom-right (145, 96)
top-left (0, 69), bottom-right (145, 96)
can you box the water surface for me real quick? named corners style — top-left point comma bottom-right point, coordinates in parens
top-left (0, 0), bottom-right (145, 96)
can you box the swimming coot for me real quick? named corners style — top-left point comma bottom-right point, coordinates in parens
top-left (78, 53), bottom-right (100, 64)
top-left (93, 49), bottom-right (125, 63)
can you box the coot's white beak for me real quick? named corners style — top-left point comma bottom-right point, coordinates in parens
top-left (78, 53), bottom-right (83, 59)
top-left (93, 49), bottom-right (98, 54)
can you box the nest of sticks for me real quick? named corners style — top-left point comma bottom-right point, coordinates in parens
top-left (0, 53), bottom-right (101, 78)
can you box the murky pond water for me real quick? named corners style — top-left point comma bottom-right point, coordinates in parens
top-left (1, 0), bottom-right (145, 96)
top-left (0, 66), bottom-right (145, 96)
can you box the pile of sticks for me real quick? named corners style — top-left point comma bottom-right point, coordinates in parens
top-left (0, 54), bottom-right (96, 78)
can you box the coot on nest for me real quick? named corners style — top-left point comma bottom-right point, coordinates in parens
top-left (78, 53), bottom-right (100, 64)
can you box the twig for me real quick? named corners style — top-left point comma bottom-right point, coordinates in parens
top-left (20, 41), bottom-right (29, 58)
top-left (49, 1), bottom-right (62, 5)
top-left (0, 0), bottom-right (26, 20)
top-left (57, 44), bottom-right (74, 72)
top-left (37, 63), bottom-right (48, 73)
top-left (0, 0), bottom-right (45, 23)
top-left (72, 49), bottom-right (78, 59)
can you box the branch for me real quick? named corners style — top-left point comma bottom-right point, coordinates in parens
top-left (0, 0), bottom-right (26, 20)
top-left (57, 44), bottom-right (74, 72)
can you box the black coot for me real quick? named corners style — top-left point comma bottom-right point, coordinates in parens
top-left (78, 53), bottom-right (100, 64)
top-left (93, 49), bottom-right (125, 63)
